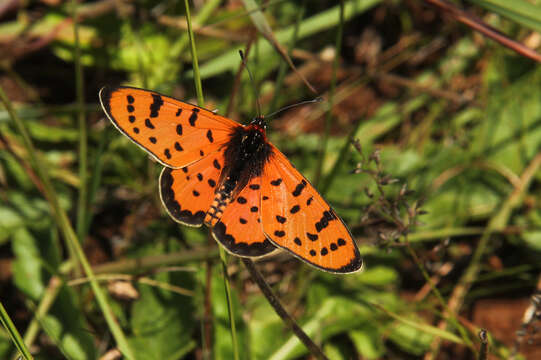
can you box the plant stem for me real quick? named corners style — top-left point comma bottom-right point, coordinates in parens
top-left (314, 0), bottom-right (344, 187)
top-left (242, 259), bottom-right (329, 360)
top-left (72, 0), bottom-right (88, 246)
top-left (0, 301), bottom-right (33, 360)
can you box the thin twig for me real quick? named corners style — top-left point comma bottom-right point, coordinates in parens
top-left (478, 329), bottom-right (488, 360)
top-left (242, 258), bottom-right (329, 360)
top-left (423, 0), bottom-right (541, 63)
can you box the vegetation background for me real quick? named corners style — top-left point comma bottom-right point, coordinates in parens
top-left (0, 0), bottom-right (540, 359)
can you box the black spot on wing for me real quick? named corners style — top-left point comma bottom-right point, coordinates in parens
top-left (237, 196), bottom-right (247, 204)
top-left (129, 115), bottom-right (135, 123)
top-left (309, 250), bottom-right (316, 256)
top-left (164, 149), bottom-right (171, 159)
top-left (337, 238), bottom-right (346, 246)
top-left (250, 206), bottom-right (258, 213)
top-left (149, 94), bottom-right (164, 118)
top-left (206, 129), bottom-right (214, 143)
top-left (197, 173), bottom-right (203, 181)
top-left (127, 105), bottom-right (134, 112)
top-left (175, 108), bottom-right (182, 116)
top-left (330, 243), bottom-right (338, 251)
top-left (149, 137), bottom-right (157, 144)
top-left (175, 142), bottom-right (183, 151)
top-left (189, 109), bottom-right (198, 126)
top-left (249, 184), bottom-right (260, 190)
top-left (292, 180), bottom-right (307, 197)
top-left (274, 230), bottom-right (285, 237)
top-left (208, 179), bottom-right (216, 188)
top-left (213, 159), bottom-right (221, 170)
top-left (315, 210), bottom-right (336, 232)
top-left (193, 190), bottom-right (200, 197)
top-left (276, 215), bottom-right (286, 224)
top-left (270, 178), bottom-right (282, 186)
top-left (176, 124), bottom-right (183, 135)
top-left (307, 232), bottom-right (318, 241)
top-left (306, 197), bottom-right (313, 206)
top-left (127, 95), bottom-right (135, 103)
top-left (290, 205), bottom-right (300, 214)
top-left (294, 237), bottom-right (302, 246)
top-left (145, 118), bottom-right (155, 129)
top-left (239, 218), bottom-right (247, 224)
top-left (133, 127), bottom-right (139, 134)
top-left (321, 247), bottom-right (328, 256)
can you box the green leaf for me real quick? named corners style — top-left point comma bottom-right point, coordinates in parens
top-left (522, 231), bottom-right (541, 251)
top-left (129, 271), bottom-right (196, 360)
top-left (42, 286), bottom-right (98, 360)
top-left (349, 327), bottom-right (384, 359)
top-left (12, 229), bottom-right (46, 300)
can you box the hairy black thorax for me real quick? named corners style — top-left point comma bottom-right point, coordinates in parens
top-left (219, 117), bottom-right (271, 197)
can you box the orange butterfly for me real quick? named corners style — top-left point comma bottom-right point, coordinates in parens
top-left (99, 86), bottom-right (363, 273)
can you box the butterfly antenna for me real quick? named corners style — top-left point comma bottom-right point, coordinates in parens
top-left (239, 50), bottom-right (262, 118)
top-left (266, 97), bottom-right (323, 120)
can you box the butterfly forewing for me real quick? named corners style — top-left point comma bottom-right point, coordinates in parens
top-left (99, 86), bottom-right (240, 168)
top-left (212, 176), bottom-right (276, 257)
top-left (260, 145), bottom-right (363, 273)
top-left (159, 150), bottom-right (226, 226)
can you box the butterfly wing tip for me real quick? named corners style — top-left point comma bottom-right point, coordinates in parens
top-left (334, 255), bottom-right (364, 274)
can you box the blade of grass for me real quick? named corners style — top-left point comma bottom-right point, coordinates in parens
top-left (84, 127), bottom-right (108, 238)
top-left (370, 302), bottom-right (465, 344)
top-left (0, 87), bottom-right (135, 359)
top-left (0, 302), bottom-right (33, 360)
top-left (242, 0), bottom-right (316, 93)
top-left (19, 276), bottom-right (63, 357)
top-left (268, 0), bottom-right (306, 114)
top-left (193, 0), bottom-right (382, 79)
top-left (183, 1), bottom-right (239, 359)
top-left (72, 0), bottom-right (88, 247)
top-left (314, 0), bottom-right (344, 187)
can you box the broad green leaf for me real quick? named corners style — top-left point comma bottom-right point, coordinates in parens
top-left (129, 270), bottom-right (196, 360)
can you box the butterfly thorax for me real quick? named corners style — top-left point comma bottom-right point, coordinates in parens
top-left (204, 122), bottom-right (270, 226)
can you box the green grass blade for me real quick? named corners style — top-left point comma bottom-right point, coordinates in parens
top-left (192, 0), bottom-right (382, 79)
top-left (314, 0), bottom-right (344, 187)
top-left (0, 87), bottom-right (135, 360)
top-left (183, 1), bottom-right (240, 359)
top-left (71, 0), bottom-right (88, 246)
top-left (184, 0), bottom-right (204, 106)
top-left (0, 302), bottom-right (33, 360)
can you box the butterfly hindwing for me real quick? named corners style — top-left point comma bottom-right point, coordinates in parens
top-left (212, 177), bottom-right (276, 257)
top-left (159, 151), bottom-right (225, 226)
top-left (99, 86), bottom-right (241, 168)
top-left (260, 145), bottom-right (363, 273)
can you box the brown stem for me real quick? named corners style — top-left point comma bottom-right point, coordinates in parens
top-left (241, 258), bottom-right (329, 360)
top-left (423, 0), bottom-right (541, 63)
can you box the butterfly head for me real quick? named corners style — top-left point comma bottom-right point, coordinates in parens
top-left (250, 116), bottom-right (267, 131)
